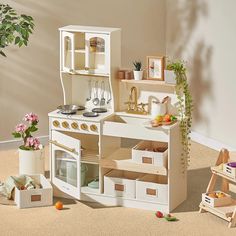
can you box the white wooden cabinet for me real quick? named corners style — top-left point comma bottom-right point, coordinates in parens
top-left (49, 25), bottom-right (187, 213)
top-left (61, 29), bottom-right (110, 76)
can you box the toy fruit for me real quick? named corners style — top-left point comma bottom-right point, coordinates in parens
top-left (216, 192), bottom-right (225, 198)
top-left (155, 211), bottom-right (164, 218)
top-left (20, 186), bottom-right (26, 190)
top-left (164, 214), bottom-right (178, 221)
top-left (163, 114), bottom-right (171, 122)
top-left (208, 192), bottom-right (216, 198)
top-left (55, 201), bottom-right (63, 210)
top-left (155, 115), bottom-right (163, 122)
top-left (170, 115), bottom-right (177, 121)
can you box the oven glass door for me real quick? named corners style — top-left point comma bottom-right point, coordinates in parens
top-left (51, 130), bottom-right (81, 199)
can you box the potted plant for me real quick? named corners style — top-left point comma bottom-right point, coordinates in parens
top-left (133, 60), bottom-right (143, 80)
top-left (12, 113), bottom-right (44, 175)
top-left (0, 4), bottom-right (34, 57)
top-left (166, 60), bottom-right (193, 172)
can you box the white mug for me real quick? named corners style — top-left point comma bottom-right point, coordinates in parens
top-left (151, 101), bottom-right (167, 119)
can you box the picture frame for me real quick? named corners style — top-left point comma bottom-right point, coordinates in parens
top-left (147, 56), bottom-right (165, 80)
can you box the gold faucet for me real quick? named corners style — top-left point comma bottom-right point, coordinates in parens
top-left (124, 86), bottom-right (148, 115)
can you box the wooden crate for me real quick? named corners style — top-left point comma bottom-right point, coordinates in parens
top-left (14, 175), bottom-right (53, 209)
top-left (132, 141), bottom-right (168, 167)
top-left (136, 174), bottom-right (168, 204)
top-left (104, 170), bottom-right (143, 199)
top-left (202, 191), bottom-right (232, 207)
top-left (223, 164), bottom-right (236, 179)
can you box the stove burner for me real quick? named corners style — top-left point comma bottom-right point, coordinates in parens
top-left (57, 105), bottom-right (86, 115)
top-left (83, 112), bottom-right (99, 117)
top-left (92, 108), bottom-right (107, 113)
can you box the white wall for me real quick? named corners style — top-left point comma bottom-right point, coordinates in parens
top-left (166, 0), bottom-right (236, 148)
top-left (0, 0), bottom-right (166, 141)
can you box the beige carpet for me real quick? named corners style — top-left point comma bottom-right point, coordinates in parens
top-left (0, 142), bottom-right (236, 236)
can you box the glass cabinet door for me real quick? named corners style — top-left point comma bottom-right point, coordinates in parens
top-left (61, 31), bottom-right (75, 73)
top-left (51, 130), bottom-right (80, 199)
top-left (55, 150), bottom-right (77, 187)
top-left (85, 33), bottom-right (110, 75)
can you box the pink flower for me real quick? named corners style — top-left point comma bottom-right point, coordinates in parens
top-left (24, 113), bottom-right (39, 124)
top-left (15, 123), bottom-right (27, 133)
top-left (26, 137), bottom-right (41, 150)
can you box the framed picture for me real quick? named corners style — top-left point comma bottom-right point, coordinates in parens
top-left (147, 56), bottom-right (165, 80)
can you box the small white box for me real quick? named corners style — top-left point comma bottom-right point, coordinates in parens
top-left (14, 175), bottom-right (53, 209)
top-left (132, 141), bottom-right (168, 167)
top-left (136, 174), bottom-right (168, 204)
top-left (202, 191), bottom-right (232, 207)
top-left (223, 163), bottom-right (236, 178)
top-left (104, 170), bottom-right (143, 199)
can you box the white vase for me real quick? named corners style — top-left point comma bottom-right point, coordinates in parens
top-left (164, 70), bottom-right (176, 84)
top-left (19, 148), bottom-right (45, 175)
top-left (133, 70), bottom-right (143, 80)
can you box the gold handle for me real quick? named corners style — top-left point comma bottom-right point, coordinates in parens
top-left (80, 123), bottom-right (88, 130)
top-left (62, 121), bottom-right (69, 128)
top-left (71, 122), bottom-right (78, 129)
top-left (49, 140), bottom-right (77, 154)
top-left (90, 124), bottom-right (97, 132)
top-left (53, 120), bottom-right (60, 127)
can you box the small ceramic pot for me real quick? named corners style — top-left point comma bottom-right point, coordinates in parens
top-left (133, 70), bottom-right (143, 80)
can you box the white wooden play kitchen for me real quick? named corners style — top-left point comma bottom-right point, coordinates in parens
top-left (48, 25), bottom-right (187, 212)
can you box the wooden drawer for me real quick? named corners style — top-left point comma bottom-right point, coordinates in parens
top-left (104, 170), bottom-right (143, 199)
top-left (132, 141), bottom-right (168, 167)
top-left (102, 115), bottom-right (169, 142)
top-left (136, 174), bottom-right (168, 204)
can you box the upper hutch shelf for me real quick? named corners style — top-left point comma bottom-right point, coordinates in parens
top-left (120, 79), bottom-right (176, 88)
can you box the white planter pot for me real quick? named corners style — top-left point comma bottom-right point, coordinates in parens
top-left (19, 148), bottom-right (45, 175)
top-left (164, 70), bottom-right (176, 84)
top-left (133, 70), bottom-right (143, 80)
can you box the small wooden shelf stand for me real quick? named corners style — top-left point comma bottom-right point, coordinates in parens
top-left (199, 149), bottom-right (236, 228)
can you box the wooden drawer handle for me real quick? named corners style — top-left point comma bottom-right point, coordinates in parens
top-left (115, 184), bottom-right (124, 191)
top-left (142, 156), bottom-right (153, 164)
top-left (146, 188), bottom-right (157, 196)
top-left (31, 194), bottom-right (41, 202)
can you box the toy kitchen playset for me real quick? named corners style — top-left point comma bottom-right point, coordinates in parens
top-left (48, 25), bottom-right (187, 212)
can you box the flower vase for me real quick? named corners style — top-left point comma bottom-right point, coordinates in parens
top-left (19, 148), bottom-right (45, 175)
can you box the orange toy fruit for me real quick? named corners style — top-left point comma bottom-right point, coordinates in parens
top-left (55, 201), bottom-right (63, 210)
top-left (163, 114), bottom-right (171, 122)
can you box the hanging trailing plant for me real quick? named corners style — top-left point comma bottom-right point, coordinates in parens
top-left (0, 4), bottom-right (34, 57)
top-left (166, 60), bottom-right (193, 172)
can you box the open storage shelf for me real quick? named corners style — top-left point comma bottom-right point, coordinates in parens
top-left (100, 148), bottom-right (167, 175)
top-left (199, 200), bottom-right (236, 221)
top-left (81, 150), bottom-right (99, 164)
top-left (211, 166), bottom-right (236, 183)
top-left (120, 79), bottom-right (175, 87)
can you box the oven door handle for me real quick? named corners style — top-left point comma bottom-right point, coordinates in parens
top-left (49, 140), bottom-right (78, 155)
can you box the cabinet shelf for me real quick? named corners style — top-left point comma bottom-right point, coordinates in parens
top-left (100, 148), bottom-right (167, 175)
top-left (120, 79), bottom-right (176, 88)
top-left (211, 166), bottom-right (236, 183)
top-left (199, 200), bottom-right (236, 221)
top-left (81, 186), bottom-right (100, 194)
top-left (81, 150), bottom-right (99, 164)
top-left (62, 70), bottom-right (109, 77)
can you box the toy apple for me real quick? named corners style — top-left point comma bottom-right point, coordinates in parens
top-left (155, 211), bottom-right (163, 218)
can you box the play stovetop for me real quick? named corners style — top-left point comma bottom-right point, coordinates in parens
top-left (48, 109), bottom-right (113, 122)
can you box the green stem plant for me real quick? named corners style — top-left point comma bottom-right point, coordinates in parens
top-left (167, 60), bottom-right (193, 172)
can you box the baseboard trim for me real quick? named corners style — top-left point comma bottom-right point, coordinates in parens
top-left (190, 131), bottom-right (236, 152)
top-left (0, 136), bottom-right (49, 150)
